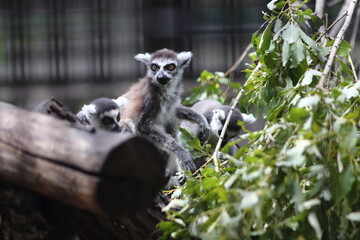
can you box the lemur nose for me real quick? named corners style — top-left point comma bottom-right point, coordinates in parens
top-left (157, 76), bottom-right (170, 85)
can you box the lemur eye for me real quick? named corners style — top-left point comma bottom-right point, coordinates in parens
top-left (151, 64), bottom-right (159, 71)
top-left (166, 64), bottom-right (176, 71)
top-left (116, 113), bottom-right (121, 122)
top-left (102, 116), bottom-right (114, 125)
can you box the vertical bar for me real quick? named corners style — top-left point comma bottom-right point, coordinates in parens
top-left (90, 0), bottom-right (98, 82)
top-left (17, 0), bottom-right (26, 83)
top-left (8, 0), bottom-right (18, 83)
top-left (46, 0), bottom-right (54, 82)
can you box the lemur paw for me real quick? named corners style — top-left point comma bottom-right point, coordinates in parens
top-left (182, 154), bottom-right (197, 172)
top-left (198, 124), bottom-right (210, 143)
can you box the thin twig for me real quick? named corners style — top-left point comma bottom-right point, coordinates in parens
top-left (315, 12), bottom-right (348, 42)
top-left (318, 0), bottom-right (358, 88)
top-left (315, 0), bottom-right (326, 39)
top-left (348, 55), bottom-right (359, 82)
top-left (224, 43), bottom-right (252, 77)
top-left (350, 3), bottom-right (360, 47)
top-left (194, 63), bottom-right (262, 174)
top-left (329, 0), bottom-right (354, 38)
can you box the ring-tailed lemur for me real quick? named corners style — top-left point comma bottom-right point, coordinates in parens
top-left (116, 49), bottom-right (210, 187)
top-left (180, 99), bottom-right (256, 149)
top-left (76, 97), bottom-right (122, 132)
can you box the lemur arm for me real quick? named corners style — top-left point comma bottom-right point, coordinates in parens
top-left (139, 121), bottom-right (197, 172)
top-left (176, 105), bottom-right (210, 143)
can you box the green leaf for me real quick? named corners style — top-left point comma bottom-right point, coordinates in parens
top-left (282, 40), bottom-right (290, 66)
top-left (267, 0), bottom-right (285, 11)
top-left (251, 30), bottom-right (260, 48)
top-left (274, 18), bottom-right (283, 33)
top-left (259, 22), bottom-right (274, 52)
top-left (308, 212), bottom-right (322, 240)
top-left (267, 0), bottom-right (278, 11)
top-left (290, 40), bottom-right (305, 67)
top-left (298, 95), bottom-right (320, 108)
top-left (301, 69), bottom-right (322, 86)
top-left (240, 191), bottom-right (259, 209)
top-left (279, 139), bottom-right (311, 167)
top-left (179, 127), bottom-right (202, 151)
top-left (347, 212), bottom-right (360, 222)
top-left (299, 28), bottom-right (326, 62)
top-left (338, 59), bottom-right (354, 76)
top-left (282, 24), bottom-right (300, 44)
top-left (337, 40), bottom-right (352, 58)
top-left (331, 163), bottom-right (355, 203)
top-left (340, 123), bottom-right (357, 151)
top-left (289, 107), bottom-right (310, 123)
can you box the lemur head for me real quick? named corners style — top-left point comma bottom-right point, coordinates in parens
top-left (135, 48), bottom-right (192, 86)
top-left (207, 106), bottom-right (243, 141)
top-left (76, 97), bottom-right (121, 132)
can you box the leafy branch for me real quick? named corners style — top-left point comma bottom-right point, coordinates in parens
top-left (318, 0), bottom-right (358, 88)
top-left (161, 1), bottom-right (360, 239)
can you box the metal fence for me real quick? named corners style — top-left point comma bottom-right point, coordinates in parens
top-left (0, 0), bottom-right (269, 85)
top-left (0, 0), bottom-right (358, 86)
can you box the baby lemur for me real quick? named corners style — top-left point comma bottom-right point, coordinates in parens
top-left (180, 99), bottom-right (256, 148)
top-left (117, 49), bottom-right (210, 184)
top-left (77, 97), bottom-right (122, 132)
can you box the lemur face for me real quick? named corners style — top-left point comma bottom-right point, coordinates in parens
top-left (77, 97), bottom-right (122, 132)
top-left (135, 48), bottom-right (192, 86)
top-left (149, 59), bottom-right (178, 85)
top-left (89, 108), bottom-right (121, 132)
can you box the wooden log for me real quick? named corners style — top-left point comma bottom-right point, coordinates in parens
top-left (33, 97), bottom-right (82, 124)
top-left (0, 101), bottom-right (167, 217)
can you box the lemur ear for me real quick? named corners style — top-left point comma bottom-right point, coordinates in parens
top-left (241, 113), bottom-right (257, 124)
top-left (213, 109), bottom-right (226, 120)
top-left (82, 104), bottom-right (97, 115)
top-left (134, 53), bottom-right (151, 65)
top-left (177, 51), bottom-right (192, 67)
top-left (113, 96), bottom-right (128, 110)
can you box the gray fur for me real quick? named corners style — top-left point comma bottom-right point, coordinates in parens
top-left (180, 99), bottom-right (255, 149)
top-left (76, 97), bottom-right (121, 132)
top-left (118, 49), bottom-right (210, 188)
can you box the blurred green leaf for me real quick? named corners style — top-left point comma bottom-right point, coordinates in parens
top-left (259, 22), bottom-right (274, 52)
top-left (337, 40), bottom-right (352, 58)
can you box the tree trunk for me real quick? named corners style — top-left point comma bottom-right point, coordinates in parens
top-left (0, 99), bottom-right (169, 239)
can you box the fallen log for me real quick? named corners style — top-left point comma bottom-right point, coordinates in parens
top-left (0, 101), bottom-right (167, 217)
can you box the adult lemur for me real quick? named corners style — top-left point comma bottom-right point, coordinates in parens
top-left (117, 49), bottom-right (210, 183)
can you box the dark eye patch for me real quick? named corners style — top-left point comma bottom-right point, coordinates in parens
top-left (151, 64), bottom-right (159, 71)
top-left (116, 113), bottom-right (120, 122)
top-left (101, 116), bottom-right (114, 125)
top-left (165, 63), bottom-right (176, 71)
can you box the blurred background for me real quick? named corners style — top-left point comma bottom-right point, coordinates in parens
top-left (0, 0), bottom-right (359, 112)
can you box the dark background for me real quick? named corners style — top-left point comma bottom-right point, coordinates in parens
top-left (0, 0), bottom-right (358, 111)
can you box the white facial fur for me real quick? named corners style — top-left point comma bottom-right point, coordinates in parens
top-left (84, 104), bottom-right (120, 131)
top-left (210, 109), bottom-right (226, 137)
top-left (135, 50), bottom-right (192, 87)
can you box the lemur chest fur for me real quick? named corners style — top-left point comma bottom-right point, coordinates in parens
top-left (155, 91), bottom-right (181, 129)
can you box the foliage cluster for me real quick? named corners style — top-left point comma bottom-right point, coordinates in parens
top-left (160, 1), bottom-right (360, 239)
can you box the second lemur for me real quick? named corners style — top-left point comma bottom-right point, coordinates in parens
top-left (77, 97), bottom-right (122, 132)
top-left (118, 49), bottom-right (210, 178)
top-left (180, 99), bottom-right (256, 147)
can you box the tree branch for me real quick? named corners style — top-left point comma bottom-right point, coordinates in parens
top-left (194, 63), bottom-right (262, 174)
top-left (224, 43), bottom-right (252, 77)
top-left (315, 12), bottom-right (348, 42)
top-left (350, 3), bottom-right (360, 47)
top-left (329, 0), bottom-right (354, 38)
top-left (318, 0), bottom-right (358, 88)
